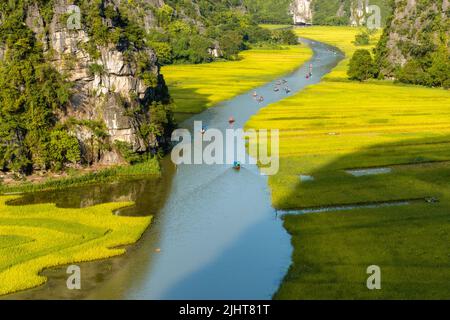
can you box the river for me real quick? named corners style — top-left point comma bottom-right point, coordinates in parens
top-left (6, 39), bottom-right (343, 300)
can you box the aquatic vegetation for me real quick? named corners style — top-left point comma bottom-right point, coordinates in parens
top-left (246, 26), bottom-right (450, 299)
top-left (0, 196), bottom-right (151, 296)
top-left (163, 45), bottom-right (312, 119)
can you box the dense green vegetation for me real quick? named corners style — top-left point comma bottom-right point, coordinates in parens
top-left (246, 26), bottom-right (450, 299)
top-left (0, 1), bottom-right (72, 173)
top-left (144, 0), bottom-right (297, 65)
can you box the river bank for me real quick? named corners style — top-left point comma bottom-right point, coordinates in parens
top-left (0, 159), bottom-right (161, 195)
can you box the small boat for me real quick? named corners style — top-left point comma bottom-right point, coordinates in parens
top-left (274, 87), bottom-right (280, 92)
top-left (233, 161), bottom-right (241, 170)
top-left (252, 91), bottom-right (258, 97)
top-left (228, 117), bottom-right (235, 124)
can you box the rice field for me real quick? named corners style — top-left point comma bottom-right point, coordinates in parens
top-left (246, 26), bottom-right (450, 299)
top-left (163, 45), bottom-right (312, 120)
top-left (0, 196), bottom-right (151, 296)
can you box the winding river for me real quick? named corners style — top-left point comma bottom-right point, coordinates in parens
top-left (6, 39), bottom-right (343, 300)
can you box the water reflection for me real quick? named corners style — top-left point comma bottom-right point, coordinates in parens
top-left (9, 159), bottom-right (175, 217)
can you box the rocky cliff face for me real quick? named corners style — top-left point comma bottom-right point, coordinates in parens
top-left (290, 0), bottom-right (313, 25)
top-left (376, 0), bottom-right (449, 77)
top-left (18, 0), bottom-right (171, 165)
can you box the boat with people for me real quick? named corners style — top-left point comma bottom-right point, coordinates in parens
top-left (233, 161), bottom-right (241, 171)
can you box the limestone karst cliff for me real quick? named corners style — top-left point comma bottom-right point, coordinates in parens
top-left (290, 0), bottom-right (313, 25)
top-left (375, 0), bottom-right (449, 85)
top-left (0, 0), bottom-right (172, 171)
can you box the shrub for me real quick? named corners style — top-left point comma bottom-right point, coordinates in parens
top-left (348, 49), bottom-right (376, 81)
top-left (354, 32), bottom-right (370, 46)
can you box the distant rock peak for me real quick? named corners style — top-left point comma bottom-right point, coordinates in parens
top-left (290, 0), bottom-right (313, 25)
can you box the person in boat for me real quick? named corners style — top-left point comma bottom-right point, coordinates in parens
top-left (252, 91), bottom-right (258, 98)
top-left (233, 161), bottom-right (241, 170)
top-left (201, 127), bottom-right (207, 135)
top-left (258, 96), bottom-right (264, 102)
top-left (228, 117), bottom-right (235, 124)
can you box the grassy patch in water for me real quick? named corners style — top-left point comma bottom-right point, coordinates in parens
top-left (163, 45), bottom-right (312, 120)
top-left (0, 159), bottom-right (160, 195)
top-left (0, 195), bottom-right (151, 296)
top-left (245, 26), bottom-right (450, 299)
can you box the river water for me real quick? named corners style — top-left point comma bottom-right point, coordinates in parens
top-left (6, 39), bottom-right (343, 300)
